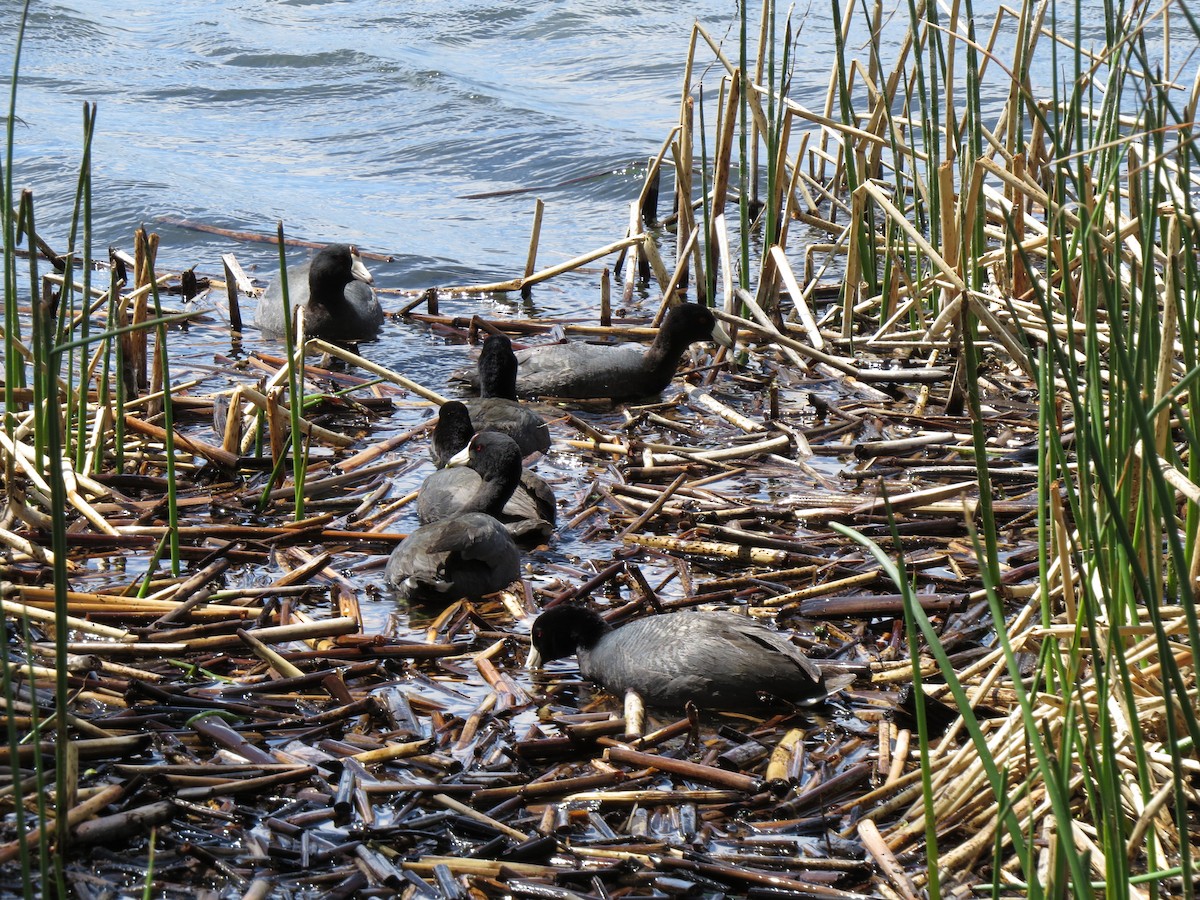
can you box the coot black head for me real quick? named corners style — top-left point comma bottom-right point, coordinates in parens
top-left (654, 303), bottom-right (732, 354)
top-left (478, 333), bottom-right (520, 401)
top-left (430, 400), bottom-right (474, 468)
top-left (448, 430), bottom-right (524, 491)
top-left (529, 605), bottom-right (611, 665)
top-left (309, 243), bottom-right (374, 297)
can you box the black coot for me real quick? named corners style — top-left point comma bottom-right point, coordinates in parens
top-left (256, 243), bottom-right (383, 342)
top-left (419, 429), bottom-right (553, 543)
top-left (428, 402), bottom-right (556, 532)
top-left (464, 334), bottom-right (551, 456)
top-left (384, 512), bottom-right (519, 603)
top-left (527, 606), bottom-right (847, 709)
top-left (451, 304), bottom-right (732, 400)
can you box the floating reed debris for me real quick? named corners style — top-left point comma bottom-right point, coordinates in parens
top-left (0, 1), bottom-right (1196, 896)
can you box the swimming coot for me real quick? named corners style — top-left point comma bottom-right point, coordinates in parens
top-left (465, 334), bottom-right (551, 456)
top-left (384, 512), bottom-right (520, 603)
top-left (451, 303), bottom-right (733, 400)
top-left (527, 606), bottom-right (846, 709)
top-left (428, 402), bottom-right (556, 529)
top-left (419, 429), bottom-right (553, 543)
top-left (256, 243), bottom-right (383, 342)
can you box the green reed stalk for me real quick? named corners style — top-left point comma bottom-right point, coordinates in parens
top-left (142, 827), bottom-right (158, 899)
top-left (68, 103), bottom-right (96, 470)
top-left (1004, 3), bottom-right (1200, 891)
top-left (761, 0), bottom-right (777, 255)
top-left (3, 0), bottom-right (31, 428)
top-left (136, 533), bottom-right (171, 599)
top-left (21, 190), bottom-right (70, 898)
top-left (13, 620), bottom-right (51, 890)
top-left (95, 263), bottom-right (115, 474)
top-left (903, 0), bottom-right (940, 250)
top-left (275, 222), bottom-right (307, 520)
top-left (815, 0), bottom-right (1199, 890)
top-left (861, 9), bottom-right (905, 328)
top-left (109, 263), bottom-right (126, 471)
top-left (18, 197), bottom-right (44, 466)
top-left (827, 0), bottom-right (877, 317)
top-left (0, 11), bottom-right (34, 890)
top-left (830, 520), bottom-right (942, 896)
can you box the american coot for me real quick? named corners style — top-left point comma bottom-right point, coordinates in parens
top-left (465, 334), bottom-right (551, 457)
top-left (527, 606), bottom-right (847, 709)
top-left (451, 303), bottom-right (733, 400)
top-left (385, 512), bottom-right (519, 602)
top-left (429, 402), bottom-right (556, 529)
top-left (255, 243), bottom-right (384, 342)
top-left (419, 429), bottom-right (553, 543)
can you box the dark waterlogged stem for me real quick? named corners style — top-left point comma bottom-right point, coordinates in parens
top-left (142, 230), bottom-right (180, 575)
top-left (23, 189), bottom-right (71, 895)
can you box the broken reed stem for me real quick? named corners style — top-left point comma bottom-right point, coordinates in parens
top-left (441, 234), bottom-right (641, 294)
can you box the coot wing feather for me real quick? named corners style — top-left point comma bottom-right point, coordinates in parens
top-left (580, 612), bottom-right (824, 707)
top-left (513, 343), bottom-right (650, 399)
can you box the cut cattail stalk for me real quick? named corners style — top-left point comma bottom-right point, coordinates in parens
top-left (604, 746), bottom-right (763, 793)
top-left (431, 793), bottom-right (530, 842)
top-left (237, 628), bottom-right (307, 679)
top-left (440, 234), bottom-right (641, 294)
top-left (684, 387), bottom-right (766, 433)
top-left (559, 789), bottom-right (744, 805)
top-left (858, 818), bottom-right (921, 900)
top-left (174, 766), bottom-right (317, 801)
top-left (222, 253), bottom-right (244, 332)
top-left (622, 690), bottom-right (645, 740)
top-left (122, 414), bottom-right (239, 468)
top-left (765, 728), bottom-right (805, 783)
top-left (349, 739), bottom-right (433, 766)
top-left (72, 799), bottom-right (175, 845)
top-left (616, 471), bottom-right (689, 539)
top-left (307, 339), bottom-right (447, 404)
top-left (0, 594), bottom-right (134, 641)
top-left (401, 857), bottom-right (559, 879)
top-left (625, 534), bottom-right (796, 566)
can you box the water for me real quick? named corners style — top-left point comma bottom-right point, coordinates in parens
top-left (8, 1), bottom-right (764, 289)
top-left (5, 1), bottom-right (1175, 292)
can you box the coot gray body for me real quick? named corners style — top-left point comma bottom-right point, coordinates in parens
top-left (385, 512), bottom-right (519, 602)
top-left (528, 606), bottom-right (842, 709)
top-left (256, 243), bottom-right (383, 342)
top-left (451, 304), bottom-right (732, 400)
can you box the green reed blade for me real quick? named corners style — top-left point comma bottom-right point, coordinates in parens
top-left (274, 221), bottom-right (308, 520)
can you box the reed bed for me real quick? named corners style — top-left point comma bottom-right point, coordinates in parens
top-left (1, 0), bottom-right (1197, 897)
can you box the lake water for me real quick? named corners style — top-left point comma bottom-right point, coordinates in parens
top-left (5, 0), bottom-right (1174, 302)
